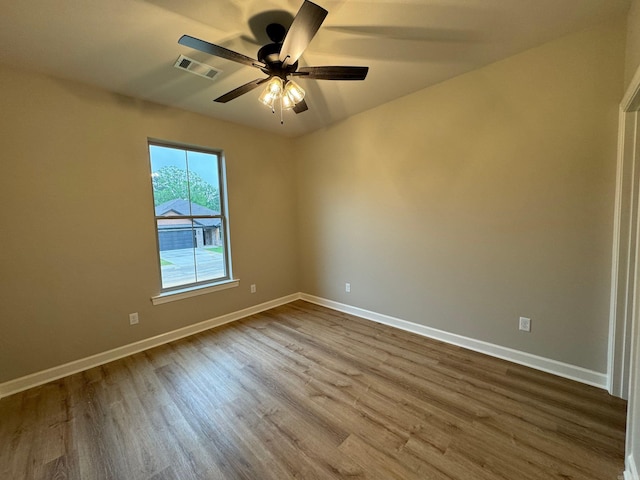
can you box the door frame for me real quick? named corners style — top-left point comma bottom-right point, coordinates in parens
top-left (609, 66), bottom-right (640, 400)
top-left (609, 65), bottom-right (640, 479)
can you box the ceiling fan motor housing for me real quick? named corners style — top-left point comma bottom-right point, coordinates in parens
top-left (257, 38), bottom-right (298, 79)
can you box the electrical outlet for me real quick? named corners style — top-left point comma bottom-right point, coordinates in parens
top-left (345, 283), bottom-right (351, 293)
top-left (519, 316), bottom-right (531, 332)
top-left (250, 284), bottom-right (256, 294)
top-left (129, 312), bottom-right (139, 325)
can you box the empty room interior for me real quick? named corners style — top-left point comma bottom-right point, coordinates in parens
top-left (3, 0), bottom-right (640, 478)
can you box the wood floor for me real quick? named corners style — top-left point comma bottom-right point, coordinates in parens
top-left (0, 300), bottom-right (628, 479)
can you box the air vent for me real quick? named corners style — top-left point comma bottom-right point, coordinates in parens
top-left (174, 55), bottom-right (221, 81)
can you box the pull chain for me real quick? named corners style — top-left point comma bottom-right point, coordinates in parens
top-left (280, 96), bottom-right (284, 125)
top-left (268, 95), bottom-right (285, 125)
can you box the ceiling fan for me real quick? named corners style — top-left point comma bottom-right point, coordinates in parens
top-left (178, 0), bottom-right (369, 117)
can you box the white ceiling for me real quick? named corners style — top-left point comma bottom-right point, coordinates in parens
top-left (0, 0), bottom-right (630, 137)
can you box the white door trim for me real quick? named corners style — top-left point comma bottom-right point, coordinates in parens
top-left (608, 64), bottom-right (640, 398)
top-left (610, 63), bottom-right (640, 480)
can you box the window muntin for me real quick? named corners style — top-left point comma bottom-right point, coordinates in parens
top-left (149, 141), bottom-right (231, 291)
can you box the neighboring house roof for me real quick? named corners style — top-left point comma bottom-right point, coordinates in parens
top-left (155, 199), bottom-right (221, 228)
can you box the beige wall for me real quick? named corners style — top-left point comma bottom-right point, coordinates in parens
top-left (295, 19), bottom-right (625, 372)
top-left (0, 66), bottom-right (299, 383)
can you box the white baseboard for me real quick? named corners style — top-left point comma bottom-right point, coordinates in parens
top-left (626, 454), bottom-right (640, 480)
top-left (0, 292), bottom-right (609, 399)
top-left (0, 293), bottom-right (301, 399)
top-left (300, 294), bottom-right (608, 389)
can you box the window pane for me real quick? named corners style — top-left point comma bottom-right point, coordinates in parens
top-left (150, 145), bottom-right (189, 216)
top-left (157, 219), bottom-right (197, 289)
top-left (194, 222), bottom-right (227, 283)
top-left (186, 150), bottom-right (220, 214)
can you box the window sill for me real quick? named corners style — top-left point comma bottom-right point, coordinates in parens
top-left (151, 279), bottom-right (239, 305)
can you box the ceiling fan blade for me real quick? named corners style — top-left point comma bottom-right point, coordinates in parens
top-left (293, 99), bottom-right (308, 114)
top-left (279, 1), bottom-right (328, 67)
top-left (293, 66), bottom-right (369, 81)
top-left (179, 35), bottom-right (266, 69)
top-left (214, 78), bottom-right (269, 103)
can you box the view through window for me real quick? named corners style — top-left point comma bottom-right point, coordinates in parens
top-left (149, 141), bottom-right (230, 291)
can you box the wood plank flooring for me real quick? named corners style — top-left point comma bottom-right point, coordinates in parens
top-left (0, 300), bottom-right (628, 479)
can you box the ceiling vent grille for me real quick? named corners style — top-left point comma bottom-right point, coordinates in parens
top-left (174, 55), bottom-right (221, 80)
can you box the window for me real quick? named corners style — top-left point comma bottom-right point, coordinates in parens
top-left (148, 141), bottom-right (232, 294)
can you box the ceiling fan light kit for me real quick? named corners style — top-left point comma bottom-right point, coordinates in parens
top-left (258, 78), bottom-right (306, 123)
top-left (257, 76), bottom-right (305, 110)
top-left (177, 0), bottom-right (368, 124)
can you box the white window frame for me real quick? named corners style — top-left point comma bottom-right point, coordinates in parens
top-left (147, 140), bottom-right (237, 304)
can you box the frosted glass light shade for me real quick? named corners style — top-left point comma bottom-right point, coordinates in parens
top-left (258, 89), bottom-right (277, 108)
top-left (266, 77), bottom-right (283, 95)
top-left (281, 92), bottom-right (295, 110)
top-left (284, 80), bottom-right (305, 103)
top-left (259, 77), bottom-right (284, 107)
